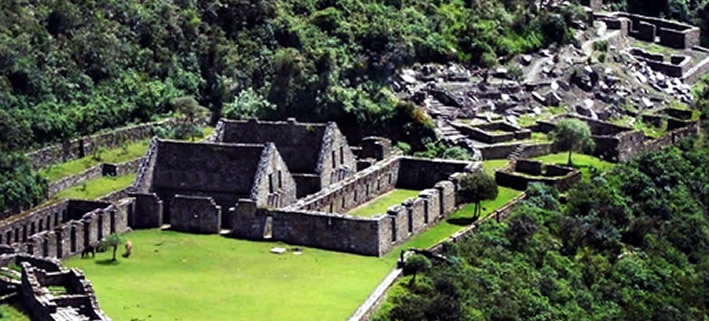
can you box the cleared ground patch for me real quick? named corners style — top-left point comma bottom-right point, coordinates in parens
top-left (348, 189), bottom-right (420, 217)
top-left (54, 174), bottom-right (136, 200)
top-left (65, 230), bottom-right (392, 321)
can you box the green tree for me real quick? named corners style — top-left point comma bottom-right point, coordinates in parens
top-left (174, 96), bottom-right (208, 141)
top-left (403, 254), bottom-right (431, 286)
top-left (550, 119), bottom-right (595, 166)
top-left (101, 234), bottom-right (123, 262)
top-left (457, 172), bottom-right (499, 219)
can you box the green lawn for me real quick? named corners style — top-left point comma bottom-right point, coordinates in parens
top-left (40, 140), bottom-right (150, 182)
top-left (533, 152), bottom-right (615, 177)
top-left (65, 230), bottom-right (392, 321)
top-left (483, 159), bottom-right (511, 176)
top-left (0, 302), bottom-right (30, 321)
top-left (54, 174), bottom-right (136, 200)
top-left (62, 184), bottom-right (522, 321)
top-left (348, 189), bottom-right (421, 217)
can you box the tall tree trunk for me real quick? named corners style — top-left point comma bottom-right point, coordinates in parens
top-left (112, 246), bottom-right (117, 261)
top-left (568, 149), bottom-right (573, 166)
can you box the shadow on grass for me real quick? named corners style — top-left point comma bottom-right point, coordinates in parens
top-left (447, 217), bottom-right (477, 226)
top-left (95, 259), bottom-right (120, 266)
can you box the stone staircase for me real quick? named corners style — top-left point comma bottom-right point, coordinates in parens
top-left (506, 144), bottom-right (526, 168)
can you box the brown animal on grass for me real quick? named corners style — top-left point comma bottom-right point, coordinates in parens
top-left (122, 240), bottom-right (132, 258)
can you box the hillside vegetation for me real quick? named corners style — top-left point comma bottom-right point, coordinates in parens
top-left (0, 0), bottom-right (582, 213)
top-left (376, 136), bottom-right (709, 321)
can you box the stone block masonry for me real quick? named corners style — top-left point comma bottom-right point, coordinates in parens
top-left (229, 156), bottom-right (476, 256)
top-left (170, 195), bottom-right (222, 234)
top-left (0, 199), bottom-right (132, 260)
top-left (14, 255), bottom-right (110, 321)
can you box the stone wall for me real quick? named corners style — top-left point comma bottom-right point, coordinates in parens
top-left (629, 48), bottom-right (691, 77)
top-left (293, 157), bottom-right (401, 214)
top-left (496, 164), bottom-right (581, 191)
top-left (597, 12), bottom-right (702, 49)
top-left (479, 144), bottom-right (520, 160)
top-left (26, 118), bottom-right (176, 169)
top-left (18, 257), bottom-right (110, 321)
top-left (227, 155), bottom-right (471, 256)
top-left (318, 122), bottom-right (359, 188)
top-left (46, 157), bottom-right (143, 200)
top-left (170, 195), bottom-right (222, 234)
top-left (0, 198), bottom-right (132, 261)
top-left (230, 179), bottom-right (458, 256)
top-left (396, 157), bottom-right (475, 189)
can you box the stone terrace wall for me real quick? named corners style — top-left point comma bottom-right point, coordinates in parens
top-left (26, 118), bottom-right (177, 169)
top-left (46, 157), bottom-right (143, 200)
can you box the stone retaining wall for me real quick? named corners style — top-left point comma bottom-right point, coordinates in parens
top-left (46, 158), bottom-right (143, 200)
top-left (26, 118), bottom-right (176, 169)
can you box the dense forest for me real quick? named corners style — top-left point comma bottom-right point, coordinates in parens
top-left (0, 0), bottom-right (585, 213)
top-left (376, 132), bottom-right (709, 320)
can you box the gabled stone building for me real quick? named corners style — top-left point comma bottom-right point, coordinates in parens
top-left (130, 139), bottom-right (296, 231)
top-left (210, 118), bottom-right (357, 197)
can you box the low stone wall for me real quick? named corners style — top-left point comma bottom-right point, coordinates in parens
top-left (46, 166), bottom-right (101, 200)
top-left (520, 143), bottom-right (554, 159)
top-left (496, 164), bottom-right (581, 191)
top-left (170, 195), bottom-right (222, 234)
top-left (629, 48), bottom-right (691, 78)
top-left (644, 121), bottom-right (700, 152)
top-left (26, 118), bottom-right (176, 169)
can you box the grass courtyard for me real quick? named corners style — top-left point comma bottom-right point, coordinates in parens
top-left (62, 184), bottom-right (522, 321)
top-left (533, 152), bottom-right (615, 177)
top-left (348, 189), bottom-right (420, 217)
top-left (66, 230), bottom-right (393, 321)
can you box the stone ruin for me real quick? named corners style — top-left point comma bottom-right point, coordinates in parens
top-left (0, 253), bottom-right (111, 320)
top-left (390, 1), bottom-right (705, 164)
top-left (125, 117), bottom-right (480, 256)
top-left (496, 159), bottom-right (581, 191)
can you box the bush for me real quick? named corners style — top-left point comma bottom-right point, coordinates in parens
top-left (593, 40), bottom-right (609, 52)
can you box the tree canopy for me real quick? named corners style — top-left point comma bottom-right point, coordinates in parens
top-left (457, 172), bottom-right (499, 218)
top-left (550, 118), bottom-right (595, 165)
top-left (377, 143), bottom-right (709, 321)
